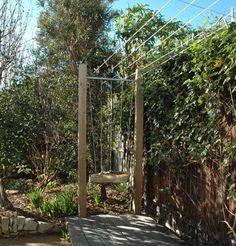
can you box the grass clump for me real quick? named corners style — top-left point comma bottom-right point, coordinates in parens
top-left (115, 183), bottom-right (129, 195)
top-left (41, 189), bottom-right (77, 218)
top-left (88, 184), bottom-right (102, 206)
top-left (61, 225), bottom-right (70, 241)
top-left (93, 192), bottom-right (101, 206)
top-left (28, 189), bottom-right (43, 210)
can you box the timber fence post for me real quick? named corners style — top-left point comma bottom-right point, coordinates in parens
top-left (134, 68), bottom-right (144, 215)
top-left (78, 63), bottom-right (87, 217)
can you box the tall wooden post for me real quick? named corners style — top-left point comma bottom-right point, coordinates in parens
top-left (78, 64), bottom-right (87, 217)
top-left (134, 69), bottom-right (143, 215)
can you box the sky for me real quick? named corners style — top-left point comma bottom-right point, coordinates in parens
top-left (22, 0), bottom-right (235, 48)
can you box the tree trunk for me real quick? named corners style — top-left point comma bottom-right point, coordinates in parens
top-left (0, 178), bottom-right (13, 210)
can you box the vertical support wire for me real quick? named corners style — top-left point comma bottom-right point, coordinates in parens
top-left (120, 79), bottom-right (124, 171)
top-left (109, 80), bottom-right (113, 171)
top-left (107, 82), bottom-right (110, 171)
top-left (100, 81), bottom-right (103, 172)
top-left (88, 79), bottom-right (97, 173)
top-left (127, 81), bottom-right (135, 172)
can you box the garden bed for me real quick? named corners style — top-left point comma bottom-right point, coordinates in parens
top-left (0, 181), bottom-right (132, 238)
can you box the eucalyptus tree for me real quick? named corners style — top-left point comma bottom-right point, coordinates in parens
top-left (37, 0), bottom-right (115, 73)
top-left (17, 0), bottom-right (117, 185)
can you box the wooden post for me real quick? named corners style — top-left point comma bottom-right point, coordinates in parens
top-left (134, 69), bottom-right (143, 215)
top-left (78, 64), bottom-right (87, 217)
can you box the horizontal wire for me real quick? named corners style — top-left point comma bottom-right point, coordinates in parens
top-left (87, 76), bottom-right (133, 82)
top-left (144, 15), bottom-right (228, 71)
top-left (142, 17), bottom-right (229, 77)
top-left (95, 17), bottom-right (154, 73)
top-left (127, 0), bottom-right (222, 71)
top-left (143, 35), bottom-right (213, 77)
top-left (112, 0), bottom-right (199, 71)
top-left (131, 0), bottom-right (222, 69)
top-left (94, 0), bottom-right (173, 73)
top-left (126, 13), bottom-right (229, 79)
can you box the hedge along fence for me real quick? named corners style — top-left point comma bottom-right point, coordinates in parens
top-left (142, 22), bottom-right (236, 245)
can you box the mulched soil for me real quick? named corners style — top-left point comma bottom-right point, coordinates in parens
top-left (87, 184), bottom-right (133, 215)
top-left (0, 183), bottom-right (133, 223)
top-left (0, 189), bottom-right (57, 223)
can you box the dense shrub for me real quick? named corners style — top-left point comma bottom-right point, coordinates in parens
top-left (142, 23), bottom-right (236, 242)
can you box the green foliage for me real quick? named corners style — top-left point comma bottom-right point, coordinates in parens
top-left (0, 5), bottom-right (235, 240)
top-left (60, 225), bottom-right (69, 241)
top-left (0, 0), bottom-right (115, 190)
top-left (126, 22), bottom-right (236, 170)
top-left (41, 198), bottom-right (61, 217)
top-left (24, 0), bottom-right (117, 183)
top-left (7, 179), bottom-right (34, 193)
top-left (28, 189), bottom-right (43, 210)
top-left (88, 184), bottom-right (102, 206)
top-left (0, 73), bottom-right (41, 178)
top-left (93, 192), bottom-right (101, 206)
top-left (16, 164), bottom-right (31, 175)
top-left (37, 0), bottom-right (115, 72)
top-left (112, 4), bottom-right (193, 165)
top-left (115, 183), bottom-right (128, 195)
top-left (57, 189), bottom-right (77, 216)
top-left (45, 181), bottom-right (58, 189)
top-left (115, 4), bottom-right (189, 75)
top-left (41, 189), bottom-right (77, 218)
top-left (115, 10), bottom-right (236, 241)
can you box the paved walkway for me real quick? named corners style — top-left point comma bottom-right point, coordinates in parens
top-left (66, 214), bottom-right (185, 246)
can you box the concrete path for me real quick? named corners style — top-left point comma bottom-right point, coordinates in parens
top-left (66, 214), bottom-right (185, 246)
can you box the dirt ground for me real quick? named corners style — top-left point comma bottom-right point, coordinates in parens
top-left (0, 184), bottom-right (132, 219)
top-left (0, 234), bottom-right (71, 246)
top-left (0, 184), bottom-right (131, 246)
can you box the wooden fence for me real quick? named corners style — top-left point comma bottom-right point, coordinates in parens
top-left (144, 161), bottom-right (236, 245)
